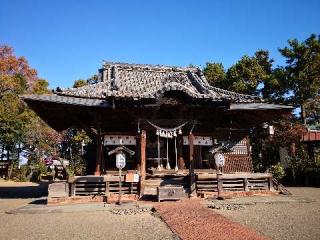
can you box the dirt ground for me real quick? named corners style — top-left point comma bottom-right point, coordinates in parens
top-left (212, 187), bottom-right (320, 240)
top-left (0, 181), bottom-right (176, 240)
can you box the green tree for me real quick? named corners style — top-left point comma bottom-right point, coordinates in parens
top-left (226, 53), bottom-right (269, 95)
top-left (0, 45), bottom-right (61, 179)
top-left (32, 79), bottom-right (51, 94)
top-left (59, 129), bottom-right (90, 175)
top-left (278, 34), bottom-right (320, 125)
top-left (305, 96), bottom-right (320, 129)
top-left (73, 79), bottom-right (87, 88)
top-left (203, 62), bottom-right (226, 88)
top-left (0, 45), bottom-right (37, 178)
top-left (87, 74), bottom-right (99, 84)
top-left (251, 115), bottom-right (307, 172)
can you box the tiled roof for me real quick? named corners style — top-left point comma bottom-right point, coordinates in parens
top-left (21, 94), bottom-right (110, 107)
top-left (57, 62), bottom-right (261, 103)
top-left (229, 103), bottom-right (294, 110)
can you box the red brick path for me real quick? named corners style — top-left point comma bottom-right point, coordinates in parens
top-left (155, 199), bottom-right (269, 240)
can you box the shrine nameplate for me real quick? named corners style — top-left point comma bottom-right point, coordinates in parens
top-left (157, 186), bottom-right (186, 202)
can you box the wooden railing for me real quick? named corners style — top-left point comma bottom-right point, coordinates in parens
top-left (69, 175), bottom-right (138, 196)
top-left (195, 173), bottom-right (274, 194)
top-left (272, 178), bottom-right (291, 195)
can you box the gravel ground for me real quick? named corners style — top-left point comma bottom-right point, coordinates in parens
top-left (0, 181), bottom-right (176, 240)
top-left (0, 181), bottom-right (47, 213)
top-left (0, 211), bottom-right (176, 240)
top-left (2, 181), bottom-right (319, 240)
top-left (213, 187), bottom-right (320, 240)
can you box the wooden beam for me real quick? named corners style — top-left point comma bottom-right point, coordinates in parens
top-left (139, 130), bottom-right (147, 197)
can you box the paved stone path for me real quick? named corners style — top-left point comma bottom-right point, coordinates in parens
top-left (155, 199), bottom-right (269, 240)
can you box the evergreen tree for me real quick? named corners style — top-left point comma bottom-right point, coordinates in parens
top-left (278, 34), bottom-right (320, 126)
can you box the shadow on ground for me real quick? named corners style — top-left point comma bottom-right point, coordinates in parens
top-left (0, 182), bottom-right (49, 199)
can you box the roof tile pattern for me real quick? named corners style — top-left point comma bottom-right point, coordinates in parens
top-left (58, 62), bottom-right (260, 103)
top-left (21, 94), bottom-right (110, 107)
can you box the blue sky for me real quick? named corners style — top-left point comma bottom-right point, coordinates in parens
top-left (0, 0), bottom-right (319, 89)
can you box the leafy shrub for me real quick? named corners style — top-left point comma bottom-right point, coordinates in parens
top-left (30, 161), bottom-right (47, 181)
top-left (12, 165), bottom-right (29, 182)
top-left (270, 162), bottom-right (286, 180)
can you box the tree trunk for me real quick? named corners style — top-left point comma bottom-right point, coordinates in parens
top-left (292, 168), bottom-right (296, 185)
top-left (17, 145), bottom-right (21, 169)
top-left (0, 145), bottom-right (4, 161)
top-left (301, 103), bottom-right (307, 126)
top-left (304, 169), bottom-right (309, 186)
top-left (7, 149), bottom-right (13, 179)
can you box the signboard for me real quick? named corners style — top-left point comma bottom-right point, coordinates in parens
top-left (183, 136), bottom-right (213, 146)
top-left (104, 135), bottom-right (136, 145)
top-left (116, 152), bottom-right (126, 169)
top-left (125, 173), bottom-right (140, 183)
top-left (214, 153), bottom-right (225, 167)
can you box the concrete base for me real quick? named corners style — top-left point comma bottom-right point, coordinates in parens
top-left (106, 194), bottom-right (139, 204)
top-left (48, 194), bottom-right (139, 206)
top-left (48, 195), bottom-right (105, 205)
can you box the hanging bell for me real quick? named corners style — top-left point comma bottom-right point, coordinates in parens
top-left (178, 128), bottom-right (182, 135)
top-left (173, 130), bottom-right (177, 137)
top-left (156, 129), bottom-right (160, 135)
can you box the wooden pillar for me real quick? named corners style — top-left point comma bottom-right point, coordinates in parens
top-left (178, 136), bottom-right (185, 169)
top-left (246, 136), bottom-right (251, 156)
top-left (70, 183), bottom-right (75, 196)
top-left (189, 133), bottom-right (195, 196)
top-left (94, 135), bottom-right (102, 176)
top-left (101, 137), bottom-right (105, 173)
top-left (139, 130), bottom-right (147, 197)
top-left (244, 178), bottom-right (249, 191)
top-left (105, 181), bottom-right (110, 197)
top-left (268, 177), bottom-right (275, 191)
top-left (217, 172), bottom-right (223, 196)
top-left (136, 135), bottom-right (141, 171)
